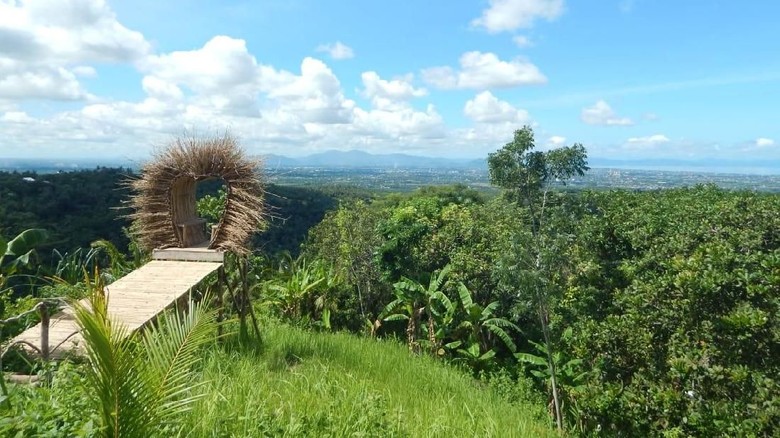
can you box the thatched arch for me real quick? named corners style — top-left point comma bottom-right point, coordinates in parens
top-left (126, 135), bottom-right (265, 255)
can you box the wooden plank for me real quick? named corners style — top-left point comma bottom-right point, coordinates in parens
top-left (7, 260), bottom-right (222, 359)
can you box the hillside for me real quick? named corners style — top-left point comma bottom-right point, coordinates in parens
top-left (185, 323), bottom-right (553, 436)
top-left (3, 322), bottom-right (553, 437)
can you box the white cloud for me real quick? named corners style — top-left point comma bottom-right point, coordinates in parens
top-left (268, 57), bottom-right (356, 124)
top-left (625, 134), bottom-right (670, 149)
top-left (315, 41), bottom-right (355, 60)
top-left (464, 91), bottom-right (530, 124)
top-left (581, 100), bottom-right (633, 126)
top-left (422, 51), bottom-right (546, 90)
top-left (513, 35), bottom-right (533, 48)
top-left (0, 0), bottom-right (149, 100)
top-left (547, 135), bottom-right (566, 146)
top-left (0, 0), bottom-right (149, 64)
top-left (0, 35), bottom-right (452, 157)
top-left (142, 36), bottom-right (294, 117)
top-left (353, 104), bottom-right (445, 140)
top-left (0, 64), bottom-right (90, 100)
top-left (755, 137), bottom-right (775, 147)
top-left (472, 0), bottom-right (565, 33)
top-left (360, 71), bottom-right (427, 110)
top-left (143, 36), bottom-right (284, 94)
top-left (141, 76), bottom-right (184, 100)
top-left (1, 111), bottom-right (34, 123)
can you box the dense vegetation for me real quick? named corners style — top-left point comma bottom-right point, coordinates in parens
top-left (1, 128), bottom-right (778, 436)
top-left (0, 169), bottom-right (369, 261)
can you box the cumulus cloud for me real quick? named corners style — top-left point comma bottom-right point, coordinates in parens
top-left (625, 134), bottom-right (670, 149)
top-left (422, 51), bottom-right (546, 90)
top-left (0, 31), bottom-right (454, 157)
top-left (0, 0), bottom-right (149, 64)
top-left (0, 64), bottom-right (90, 100)
top-left (360, 71), bottom-right (427, 110)
top-left (0, 0), bottom-right (149, 100)
top-left (472, 0), bottom-right (565, 33)
top-left (464, 91), bottom-right (530, 124)
top-left (755, 137), bottom-right (775, 147)
top-left (353, 104), bottom-right (445, 140)
top-left (547, 135), bottom-right (566, 146)
top-left (268, 57), bottom-right (356, 124)
top-left (141, 36), bottom-right (295, 117)
top-left (581, 100), bottom-right (633, 126)
top-left (315, 41), bottom-right (355, 60)
top-left (1, 111), bottom-right (34, 123)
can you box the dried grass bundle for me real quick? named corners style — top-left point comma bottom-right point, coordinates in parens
top-left (125, 134), bottom-right (266, 255)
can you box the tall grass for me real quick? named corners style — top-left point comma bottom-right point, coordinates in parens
top-left (183, 322), bottom-right (552, 437)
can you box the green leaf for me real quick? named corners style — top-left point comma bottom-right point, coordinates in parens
top-left (6, 228), bottom-right (47, 257)
top-left (467, 342), bottom-right (480, 357)
top-left (479, 349), bottom-right (497, 361)
top-left (515, 352), bottom-right (547, 367)
top-left (444, 340), bottom-right (462, 349)
top-left (379, 298), bottom-right (405, 320)
top-left (486, 324), bottom-right (517, 352)
top-left (383, 313), bottom-right (410, 322)
top-left (457, 282), bottom-right (473, 309)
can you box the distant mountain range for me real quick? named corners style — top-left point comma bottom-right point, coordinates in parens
top-left (262, 150), bottom-right (486, 169)
top-left (2, 150), bottom-right (778, 175)
top-left (262, 150), bottom-right (779, 174)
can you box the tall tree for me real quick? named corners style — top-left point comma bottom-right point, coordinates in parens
top-left (488, 126), bottom-right (588, 431)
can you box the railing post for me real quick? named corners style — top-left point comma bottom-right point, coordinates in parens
top-left (40, 303), bottom-right (50, 361)
top-left (216, 266), bottom-right (225, 340)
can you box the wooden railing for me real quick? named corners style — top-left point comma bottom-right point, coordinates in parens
top-left (0, 298), bottom-right (73, 362)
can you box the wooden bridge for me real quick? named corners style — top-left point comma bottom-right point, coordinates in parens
top-left (7, 248), bottom-right (223, 360)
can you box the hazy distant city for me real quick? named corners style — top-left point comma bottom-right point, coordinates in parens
top-left (2, 153), bottom-right (778, 193)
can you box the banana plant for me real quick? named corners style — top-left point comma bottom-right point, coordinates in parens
top-left (51, 247), bottom-right (102, 285)
top-left (515, 334), bottom-right (593, 429)
top-left (91, 239), bottom-right (133, 277)
top-left (447, 283), bottom-right (520, 372)
top-left (0, 228), bottom-right (48, 292)
top-left (381, 264), bottom-right (452, 353)
top-left (263, 255), bottom-right (325, 322)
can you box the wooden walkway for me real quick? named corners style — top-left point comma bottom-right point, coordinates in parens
top-left (9, 257), bottom-right (222, 359)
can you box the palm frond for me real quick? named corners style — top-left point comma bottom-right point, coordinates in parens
top-left (74, 269), bottom-right (218, 437)
top-left (73, 272), bottom-right (154, 437)
top-left (142, 295), bottom-right (218, 422)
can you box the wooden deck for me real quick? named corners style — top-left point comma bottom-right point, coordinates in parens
top-left (8, 259), bottom-right (222, 359)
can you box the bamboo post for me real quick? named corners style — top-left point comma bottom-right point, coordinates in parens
top-left (236, 256), bottom-right (261, 342)
top-left (39, 303), bottom-right (50, 362)
top-left (216, 265), bottom-right (225, 340)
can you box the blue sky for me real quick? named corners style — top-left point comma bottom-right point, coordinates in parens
top-left (1, 0), bottom-right (778, 171)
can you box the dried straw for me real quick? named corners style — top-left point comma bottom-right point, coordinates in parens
top-left (125, 134), bottom-right (266, 255)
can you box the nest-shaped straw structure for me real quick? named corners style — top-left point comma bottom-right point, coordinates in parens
top-left (126, 135), bottom-right (265, 255)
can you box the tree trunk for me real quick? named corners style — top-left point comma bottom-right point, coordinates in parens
top-left (428, 315), bottom-right (437, 354)
top-left (407, 307), bottom-right (421, 354)
top-left (539, 300), bottom-right (563, 431)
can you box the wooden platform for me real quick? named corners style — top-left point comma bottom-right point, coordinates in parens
top-left (7, 260), bottom-right (222, 359)
top-left (152, 245), bottom-right (224, 262)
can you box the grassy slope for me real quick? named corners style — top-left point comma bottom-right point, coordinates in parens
top-left (184, 322), bottom-right (553, 437)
